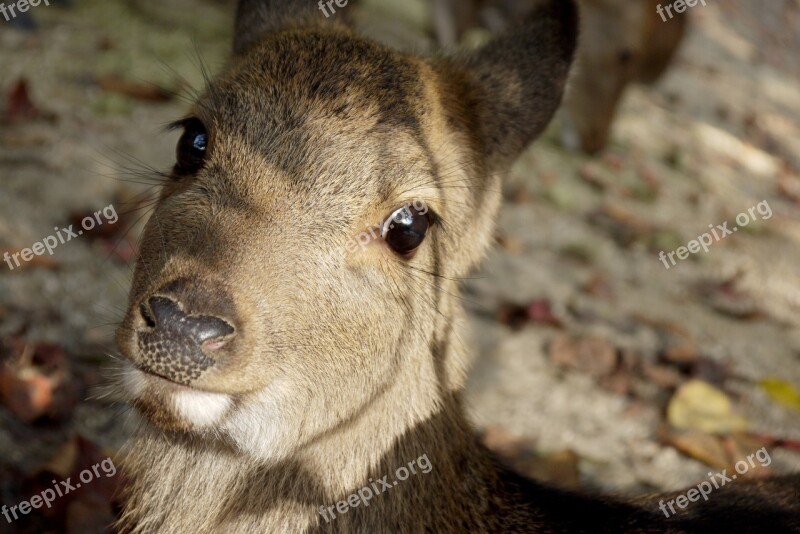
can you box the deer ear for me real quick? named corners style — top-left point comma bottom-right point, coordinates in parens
top-left (233, 0), bottom-right (355, 56)
top-left (434, 0), bottom-right (579, 171)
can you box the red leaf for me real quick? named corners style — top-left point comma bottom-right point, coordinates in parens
top-left (3, 78), bottom-right (56, 124)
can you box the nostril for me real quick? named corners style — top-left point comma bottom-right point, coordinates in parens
top-left (140, 301), bottom-right (156, 328)
top-left (147, 296), bottom-right (182, 326)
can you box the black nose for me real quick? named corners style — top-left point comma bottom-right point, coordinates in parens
top-left (143, 296), bottom-right (234, 345)
top-left (136, 289), bottom-right (236, 385)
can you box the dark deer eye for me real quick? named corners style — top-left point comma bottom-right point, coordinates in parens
top-left (174, 118), bottom-right (207, 176)
top-left (381, 204), bottom-right (430, 258)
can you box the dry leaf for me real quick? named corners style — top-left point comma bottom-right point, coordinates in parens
top-left (759, 378), bottom-right (800, 412)
top-left (481, 426), bottom-right (580, 489)
top-left (0, 366), bottom-right (54, 422)
top-left (3, 79), bottom-right (56, 123)
top-left (661, 427), bottom-right (728, 469)
top-left (42, 439), bottom-right (80, 479)
top-left (521, 449), bottom-right (581, 490)
top-left (667, 380), bottom-right (748, 434)
top-left (548, 335), bottom-right (617, 378)
top-left (1, 247), bottom-right (61, 272)
top-left (95, 75), bottom-right (173, 102)
top-left (526, 299), bottom-right (564, 328)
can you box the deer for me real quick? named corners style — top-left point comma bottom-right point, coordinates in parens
top-left (433, 0), bottom-right (688, 154)
top-left (113, 0), bottom-right (799, 532)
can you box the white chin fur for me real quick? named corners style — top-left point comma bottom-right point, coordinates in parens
top-left (172, 389), bottom-right (233, 428)
top-left (122, 365), bottom-right (232, 428)
top-left (220, 377), bottom-right (296, 463)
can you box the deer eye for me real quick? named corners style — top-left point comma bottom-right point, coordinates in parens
top-left (174, 118), bottom-right (207, 176)
top-left (381, 204), bottom-right (430, 258)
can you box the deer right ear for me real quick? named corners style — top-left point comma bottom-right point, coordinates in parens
top-left (233, 0), bottom-right (316, 55)
top-left (433, 0), bottom-right (579, 171)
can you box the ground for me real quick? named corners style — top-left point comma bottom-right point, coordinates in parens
top-left (0, 0), bottom-right (799, 531)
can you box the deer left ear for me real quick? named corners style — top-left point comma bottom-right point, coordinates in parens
top-left (233, 0), bottom-right (356, 56)
top-left (433, 0), bottom-right (579, 171)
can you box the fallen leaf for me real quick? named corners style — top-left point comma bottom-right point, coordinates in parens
top-left (599, 370), bottom-right (632, 396)
top-left (587, 205), bottom-right (656, 248)
top-left (95, 75), bottom-right (173, 102)
top-left (777, 173), bottom-right (800, 205)
top-left (689, 357), bottom-right (730, 387)
top-left (759, 378), bottom-right (800, 412)
top-left (3, 79), bottom-right (56, 123)
top-left (0, 248), bottom-right (60, 272)
top-left (581, 271), bottom-right (614, 300)
top-left (641, 362), bottom-right (683, 389)
top-left (697, 277), bottom-right (762, 320)
top-left (635, 315), bottom-right (700, 368)
top-left (42, 439), bottom-right (80, 479)
top-left (482, 425), bottom-right (533, 460)
top-left (723, 433), bottom-right (774, 478)
top-left (0, 365), bottom-right (53, 422)
top-left (0, 341), bottom-right (76, 422)
top-left (519, 449), bottom-right (581, 490)
top-left (495, 299), bottom-right (564, 330)
top-left (548, 334), bottom-right (617, 378)
top-left (481, 426), bottom-right (581, 490)
top-left (526, 299), bottom-right (563, 328)
top-left (578, 162), bottom-right (608, 191)
top-left (660, 426), bottom-right (729, 469)
top-left (667, 380), bottom-right (748, 434)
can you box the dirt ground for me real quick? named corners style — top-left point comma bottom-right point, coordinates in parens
top-left (1, 0), bottom-right (799, 531)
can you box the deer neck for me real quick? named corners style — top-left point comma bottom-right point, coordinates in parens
top-left (299, 291), bottom-right (472, 492)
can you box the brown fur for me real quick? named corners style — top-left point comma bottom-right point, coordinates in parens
top-left (114, 1), bottom-right (798, 532)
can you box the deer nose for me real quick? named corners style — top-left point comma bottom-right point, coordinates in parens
top-left (143, 296), bottom-right (234, 345)
top-left (136, 294), bottom-right (235, 385)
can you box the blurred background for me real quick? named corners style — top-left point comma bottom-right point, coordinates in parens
top-left (1, 0), bottom-right (799, 531)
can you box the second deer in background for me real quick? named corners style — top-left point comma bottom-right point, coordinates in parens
top-left (434, 0), bottom-right (688, 154)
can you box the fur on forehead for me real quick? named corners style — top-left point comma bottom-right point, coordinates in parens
top-left (207, 29), bottom-right (424, 137)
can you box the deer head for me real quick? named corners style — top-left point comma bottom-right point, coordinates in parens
top-left (115, 1), bottom-right (577, 529)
